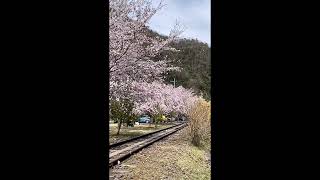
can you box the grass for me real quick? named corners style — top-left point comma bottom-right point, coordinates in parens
top-left (176, 146), bottom-right (211, 179)
top-left (110, 128), bottom-right (211, 180)
top-left (109, 122), bottom-right (173, 144)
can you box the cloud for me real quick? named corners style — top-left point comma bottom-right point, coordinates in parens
top-left (148, 0), bottom-right (211, 46)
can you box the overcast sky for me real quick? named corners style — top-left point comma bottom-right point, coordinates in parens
top-left (148, 0), bottom-right (211, 46)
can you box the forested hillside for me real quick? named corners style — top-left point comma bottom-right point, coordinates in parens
top-left (148, 29), bottom-right (211, 100)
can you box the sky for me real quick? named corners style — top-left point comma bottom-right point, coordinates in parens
top-left (148, 0), bottom-right (211, 46)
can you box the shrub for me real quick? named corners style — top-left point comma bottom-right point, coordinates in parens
top-left (187, 98), bottom-right (211, 147)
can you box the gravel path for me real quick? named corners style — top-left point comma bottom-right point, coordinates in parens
top-left (109, 128), bottom-right (211, 180)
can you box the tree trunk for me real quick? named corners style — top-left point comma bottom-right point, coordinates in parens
top-left (155, 119), bottom-right (158, 128)
top-left (117, 120), bottom-right (122, 135)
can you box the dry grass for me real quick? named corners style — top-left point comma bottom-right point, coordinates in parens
top-left (187, 98), bottom-right (211, 148)
top-left (109, 122), bottom-right (173, 144)
top-left (110, 128), bottom-right (211, 180)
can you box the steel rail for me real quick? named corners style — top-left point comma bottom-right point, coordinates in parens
top-left (109, 123), bottom-right (187, 167)
top-left (109, 122), bottom-right (184, 148)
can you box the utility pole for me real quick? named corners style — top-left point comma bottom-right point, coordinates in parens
top-left (170, 78), bottom-right (177, 88)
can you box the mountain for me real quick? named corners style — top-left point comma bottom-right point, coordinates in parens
top-left (165, 38), bottom-right (211, 100)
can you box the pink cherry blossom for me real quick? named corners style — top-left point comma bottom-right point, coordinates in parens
top-left (109, 0), bottom-right (200, 118)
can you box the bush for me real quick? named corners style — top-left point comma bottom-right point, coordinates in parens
top-left (110, 98), bottom-right (137, 134)
top-left (187, 98), bottom-right (211, 147)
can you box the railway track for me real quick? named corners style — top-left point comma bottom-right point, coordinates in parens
top-left (109, 122), bottom-right (187, 167)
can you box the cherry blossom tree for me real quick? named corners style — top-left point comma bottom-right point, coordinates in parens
top-left (131, 81), bottom-right (199, 123)
top-left (109, 0), bottom-right (183, 101)
top-left (108, 0), bottom-right (201, 131)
